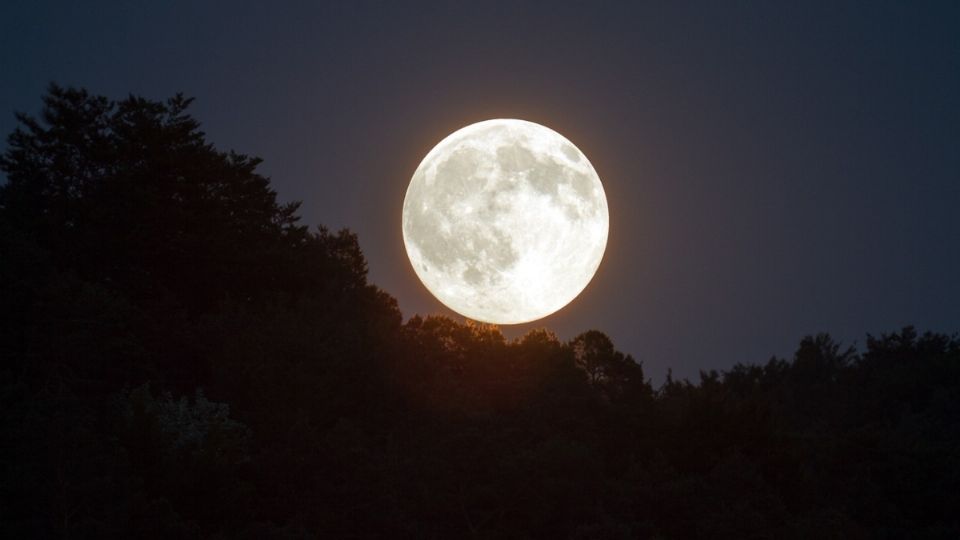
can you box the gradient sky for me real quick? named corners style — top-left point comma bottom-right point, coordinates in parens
top-left (3, 1), bottom-right (958, 382)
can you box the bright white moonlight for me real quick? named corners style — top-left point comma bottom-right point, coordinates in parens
top-left (402, 119), bottom-right (609, 324)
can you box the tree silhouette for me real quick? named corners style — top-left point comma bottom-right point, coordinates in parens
top-left (2, 85), bottom-right (958, 538)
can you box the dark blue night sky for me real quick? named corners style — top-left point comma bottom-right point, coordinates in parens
top-left (3, 1), bottom-right (958, 381)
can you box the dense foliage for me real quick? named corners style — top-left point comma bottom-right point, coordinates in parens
top-left (2, 86), bottom-right (958, 539)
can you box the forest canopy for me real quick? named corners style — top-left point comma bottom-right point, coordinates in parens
top-left (1, 86), bottom-right (958, 539)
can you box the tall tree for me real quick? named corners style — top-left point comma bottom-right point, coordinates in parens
top-left (0, 84), bottom-right (309, 314)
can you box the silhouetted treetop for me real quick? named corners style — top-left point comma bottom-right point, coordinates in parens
top-left (0, 85), bottom-right (401, 390)
top-left (0, 84), bottom-right (333, 312)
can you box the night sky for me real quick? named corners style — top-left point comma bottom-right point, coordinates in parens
top-left (2, 1), bottom-right (958, 381)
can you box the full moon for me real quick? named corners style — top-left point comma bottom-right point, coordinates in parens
top-left (402, 119), bottom-right (608, 324)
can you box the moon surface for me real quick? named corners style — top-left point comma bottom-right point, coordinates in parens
top-left (402, 119), bottom-right (608, 324)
